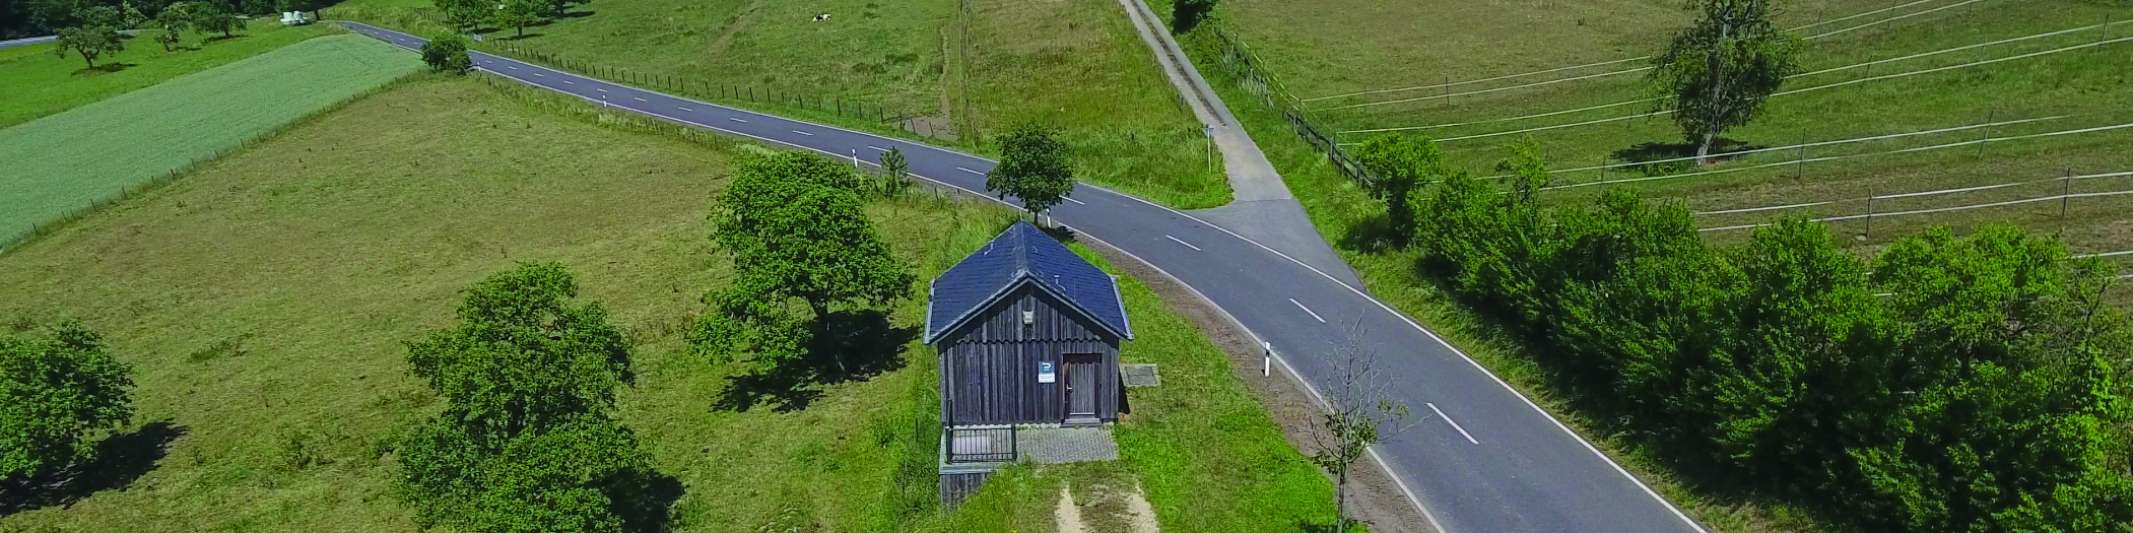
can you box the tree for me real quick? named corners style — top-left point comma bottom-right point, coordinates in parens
top-left (433, 0), bottom-right (488, 32)
top-left (1309, 325), bottom-right (1409, 533)
top-left (706, 153), bottom-right (913, 372)
top-left (985, 123), bottom-right (1076, 221)
top-left (878, 146), bottom-right (910, 196)
top-left (152, 2), bottom-right (190, 51)
top-left (1, 322), bottom-right (135, 484)
top-left (497, 0), bottom-right (543, 38)
top-left (1172, 0), bottom-right (1217, 33)
top-left (53, 6), bottom-right (124, 68)
top-left (421, 33), bottom-right (471, 73)
top-left (1352, 133), bottom-right (1448, 244)
top-left (394, 263), bottom-right (668, 533)
top-left (1648, 0), bottom-right (1800, 164)
top-left (189, 1), bottom-right (235, 38)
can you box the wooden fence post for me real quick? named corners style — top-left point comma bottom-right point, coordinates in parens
top-left (1861, 185), bottom-right (1876, 240)
top-left (2059, 167), bottom-right (2074, 235)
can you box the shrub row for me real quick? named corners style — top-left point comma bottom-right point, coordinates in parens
top-left (1401, 145), bottom-right (2133, 531)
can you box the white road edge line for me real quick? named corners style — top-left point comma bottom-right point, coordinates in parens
top-left (397, 27), bottom-right (1632, 531)
top-left (1164, 235), bottom-right (1202, 251)
top-left (1428, 403), bottom-right (1480, 445)
top-left (1289, 298), bottom-right (1326, 323)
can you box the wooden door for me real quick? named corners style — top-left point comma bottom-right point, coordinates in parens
top-left (1064, 354), bottom-right (1099, 419)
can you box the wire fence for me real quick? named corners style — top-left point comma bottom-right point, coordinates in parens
top-left (1305, 0), bottom-right (1987, 106)
top-left (1694, 169), bottom-right (2133, 235)
top-left (1193, 25), bottom-right (1373, 187)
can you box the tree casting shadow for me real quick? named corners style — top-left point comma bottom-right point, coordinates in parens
top-left (1, 420), bottom-right (186, 516)
top-left (1337, 212), bottom-right (1407, 254)
top-left (1609, 138), bottom-right (1766, 176)
top-left (713, 309), bottom-right (917, 413)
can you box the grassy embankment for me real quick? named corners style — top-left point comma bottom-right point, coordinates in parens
top-left (0, 74), bottom-right (1331, 531)
top-left (0, 17), bottom-right (334, 127)
top-left (0, 33), bottom-right (421, 248)
top-left (330, 0), bottom-right (1234, 208)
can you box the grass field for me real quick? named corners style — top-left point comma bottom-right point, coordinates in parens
top-left (0, 75), bottom-right (1333, 531)
top-left (1214, 0), bottom-right (2133, 254)
top-left (0, 33), bottom-right (420, 248)
top-left (0, 17), bottom-right (334, 128)
top-left (330, 0), bottom-right (1233, 208)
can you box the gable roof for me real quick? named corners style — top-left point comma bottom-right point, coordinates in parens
top-left (925, 222), bottom-right (1132, 344)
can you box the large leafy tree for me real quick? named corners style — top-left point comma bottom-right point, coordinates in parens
top-left (151, 2), bottom-right (190, 52)
top-left (1648, 0), bottom-right (1800, 164)
top-left (395, 263), bottom-right (666, 532)
top-left (1, 322), bottom-right (135, 484)
top-left (497, 0), bottom-right (544, 38)
top-left (433, 0), bottom-right (487, 32)
top-left (706, 153), bottom-right (913, 371)
top-left (1171, 0), bottom-right (1217, 33)
top-left (189, 1), bottom-right (236, 38)
top-left (985, 123), bottom-right (1076, 221)
top-left (53, 6), bottom-right (123, 69)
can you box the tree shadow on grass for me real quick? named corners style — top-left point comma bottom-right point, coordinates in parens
top-left (1609, 138), bottom-right (1766, 177)
top-left (202, 34), bottom-right (244, 43)
top-left (499, 32), bottom-right (545, 41)
top-left (609, 467), bottom-right (685, 533)
top-left (0, 420), bottom-right (186, 516)
top-left (713, 309), bottom-right (917, 413)
top-left (1337, 212), bottom-right (1407, 254)
top-left (73, 62), bottom-right (136, 75)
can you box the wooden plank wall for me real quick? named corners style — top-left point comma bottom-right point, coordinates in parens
top-left (938, 284), bottom-right (1122, 425)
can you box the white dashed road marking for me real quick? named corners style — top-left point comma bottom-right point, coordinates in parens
top-left (1428, 403), bottom-right (1481, 444)
top-left (729, 117), bottom-right (749, 124)
top-left (679, 106), bottom-right (695, 112)
top-left (957, 167), bottom-right (985, 175)
top-left (633, 97), bottom-right (647, 102)
top-left (1165, 235), bottom-right (1202, 251)
top-left (1063, 196), bottom-right (1087, 205)
top-left (792, 130), bottom-right (815, 136)
top-left (1290, 298), bottom-right (1326, 323)
top-left (866, 145), bottom-right (890, 152)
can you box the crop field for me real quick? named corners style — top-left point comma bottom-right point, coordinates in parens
top-left (0, 17), bottom-right (333, 128)
top-left (0, 75), bottom-right (1332, 531)
top-left (0, 33), bottom-right (420, 247)
top-left (330, 0), bottom-right (1232, 208)
top-left (1214, 0), bottom-right (2133, 256)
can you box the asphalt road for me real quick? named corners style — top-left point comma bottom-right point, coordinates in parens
top-left (341, 21), bottom-right (1706, 533)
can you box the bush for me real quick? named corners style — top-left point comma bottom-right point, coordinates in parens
top-left (394, 263), bottom-right (670, 532)
top-left (1, 322), bottom-right (135, 484)
top-left (1401, 144), bottom-right (2133, 530)
top-left (422, 34), bottom-right (472, 74)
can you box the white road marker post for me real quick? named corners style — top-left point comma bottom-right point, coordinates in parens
top-left (851, 149), bottom-right (860, 169)
top-left (1262, 342), bottom-right (1272, 377)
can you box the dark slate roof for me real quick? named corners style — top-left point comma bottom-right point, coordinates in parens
top-left (925, 222), bottom-right (1132, 344)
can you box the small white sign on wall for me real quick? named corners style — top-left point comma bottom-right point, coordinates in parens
top-left (1037, 361), bottom-right (1056, 384)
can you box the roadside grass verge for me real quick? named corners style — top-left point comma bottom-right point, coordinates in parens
top-left (0, 33), bottom-right (420, 248)
top-left (0, 72), bottom-right (1320, 530)
top-left (330, 0), bottom-right (1232, 208)
top-left (0, 17), bottom-right (334, 127)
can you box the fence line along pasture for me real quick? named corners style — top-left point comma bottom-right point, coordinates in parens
top-left (1698, 187), bottom-right (2133, 233)
top-left (1344, 19), bottom-right (2133, 133)
top-left (1341, 21), bottom-right (2133, 135)
top-left (1541, 121), bottom-right (2133, 191)
top-left (1692, 169), bottom-right (2133, 216)
top-left (1476, 115), bottom-right (2066, 180)
top-left (1375, 34), bottom-right (2133, 142)
top-left (1305, 0), bottom-right (1981, 105)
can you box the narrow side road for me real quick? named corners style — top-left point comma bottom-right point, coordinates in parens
top-left (340, 21), bottom-right (1705, 533)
